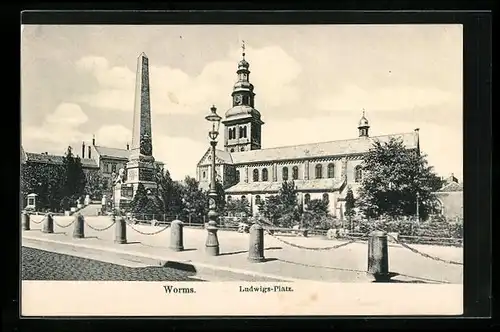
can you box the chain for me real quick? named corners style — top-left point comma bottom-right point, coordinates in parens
top-left (85, 219), bottom-right (116, 232)
top-left (54, 219), bottom-right (76, 228)
top-left (265, 231), bottom-right (358, 251)
top-left (126, 222), bottom-right (170, 235)
top-left (386, 233), bottom-right (463, 266)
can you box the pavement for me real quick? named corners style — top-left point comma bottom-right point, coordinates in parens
top-left (22, 215), bottom-right (463, 284)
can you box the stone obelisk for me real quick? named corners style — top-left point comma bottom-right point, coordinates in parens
top-left (125, 52), bottom-right (157, 195)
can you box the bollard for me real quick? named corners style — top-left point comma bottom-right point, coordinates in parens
top-left (248, 223), bottom-right (265, 263)
top-left (73, 213), bottom-right (85, 239)
top-left (367, 230), bottom-right (390, 281)
top-left (22, 211), bottom-right (30, 231)
top-left (42, 213), bottom-right (54, 234)
top-left (205, 211), bottom-right (220, 256)
top-left (114, 216), bottom-right (127, 244)
top-left (169, 219), bottom-right (184, 252)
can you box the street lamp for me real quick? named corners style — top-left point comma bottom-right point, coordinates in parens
top-left (204, 105), bottom-right (222, 256)
top-left (415, 191), bottom-right (420, 222)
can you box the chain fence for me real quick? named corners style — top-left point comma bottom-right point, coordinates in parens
top-left (54, 219), bottom-right (76, 229)
top-left (265, 230), bottom-right (359, 251)
top-left (84, 219), bottom-right (116, 232)
top-left (29, 215), bottom-right (46, 225)
top-left (126, 222), bottom-right (171, 236)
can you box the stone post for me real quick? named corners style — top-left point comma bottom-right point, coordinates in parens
top-left (42, 213), bottom-right (54, 234)
top-left (114, 216), bottom-right (127, 244)
top-left (73, 214), bottom-right (85, 239)
top-left (169, 219), bottom-right (184, 252)
top-left (248, 223), bottom-right (265, 262)
top-left (22, 211), bottom-right (30, 231)
top-left (367, 230), bottom-right (390, 281)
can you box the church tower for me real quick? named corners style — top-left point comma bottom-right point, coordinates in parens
top-left (358, 109), bottom-right (370, 138)
top-left (222, 41), bottom-right (264, 153)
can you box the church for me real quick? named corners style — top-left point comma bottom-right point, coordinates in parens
top-left (196, 46), bottom-right (421, 218)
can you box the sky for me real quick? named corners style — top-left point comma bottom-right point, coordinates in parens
top-left (21, 24), bottom-right (463, 181)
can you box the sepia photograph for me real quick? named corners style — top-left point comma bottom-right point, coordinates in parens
top-left (21, 23), bottom-right (464, 316)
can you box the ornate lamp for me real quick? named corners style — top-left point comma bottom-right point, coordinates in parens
top-left (204, 105), bottom-right (222, 256)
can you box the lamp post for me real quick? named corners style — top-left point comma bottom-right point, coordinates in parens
top-left (204, 105), bottom-right (222, 256)
top-left (415, 191), bottom-right (420, 222)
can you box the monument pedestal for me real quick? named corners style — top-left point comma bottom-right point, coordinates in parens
top-left (126, 159), bottom-right (157, 196)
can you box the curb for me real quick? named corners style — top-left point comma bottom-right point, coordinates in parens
top-left (22, 235), bottom-right (302, 282)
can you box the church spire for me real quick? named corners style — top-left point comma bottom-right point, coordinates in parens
top-left (358, 109), bottom-right (370, 137)
top-left (232, 41), bottom-right (254, 107)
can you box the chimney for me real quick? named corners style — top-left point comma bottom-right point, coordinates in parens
top-left (82, 141), bottom-right (85, 159)
top-left (88, 146), bottom-right (92, 159)
top-left (126, 142), bottom-right (129, 150)
top-left (92, 134), bottom-right (96, 146)
top-left (414, 128), bottom-right (420, 133)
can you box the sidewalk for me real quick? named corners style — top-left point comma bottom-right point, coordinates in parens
top-left (22, 215), bottom-right (463, 283)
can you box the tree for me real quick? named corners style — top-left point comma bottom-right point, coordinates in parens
top-left (344, 187), bottom-right (356, 230)
top-left (357, 137), bottom-right (443, 220)
top-left (225, 198), bottom-right (251, 217)
top-left (84, 170), bottom-right (103, 200)
top-left (21, 161), bottom-right (65, 211)
top-left (129, 183), bottom-right (155, 216)
top-left (181, 176), bottom-right (208, 223)
top-left (154, 166), bottom-right (184, 217)
top-left (61, 146), bottom-right (86, 202)
top-left (302, 198), bottom-right (330, 228)
top-left (258, 181), bottom-right (301, 228)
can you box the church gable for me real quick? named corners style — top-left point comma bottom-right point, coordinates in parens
top-left (197, 148), bottom-right (234, 166)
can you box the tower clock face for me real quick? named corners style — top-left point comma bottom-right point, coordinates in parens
top-left (235, 95), bottom-right (242, 105)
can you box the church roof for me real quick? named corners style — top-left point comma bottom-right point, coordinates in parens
top-left (224, 105), bottom-right (262, 122)
top-left (229, 131), bottom-right (419, 164)
top-left (197, 148), bottom-right (233, 166)
top-left (94, 146), bottom-right (130, 159)
top-left (225, 178), bottom-right (344, 194)
top-left (25, 152), bottom-right (99, 168)
top-left (437, 181), bottom-right (463, 192)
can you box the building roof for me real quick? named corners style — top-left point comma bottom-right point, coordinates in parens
top-left (225, 178), bottom-right (344, 194)
top-left (229, 131), bottom-right (419, 164)
top-left (25, 152), bottom-right (99, 168)
top-left (438, 181), bottom-right (463, 192)
top-left (94, 146), bottom-right (130, 159)
top-left (197, 148), bottom-right (234, 166)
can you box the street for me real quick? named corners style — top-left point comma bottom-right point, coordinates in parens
top-left (22, 247), bottom-right (204, 281)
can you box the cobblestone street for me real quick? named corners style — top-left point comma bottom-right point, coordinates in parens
top-left (22, 247), bottom-right (205, 281)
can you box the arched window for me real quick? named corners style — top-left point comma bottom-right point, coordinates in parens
top-left (202, 171), bottom-right (206, 179)
top-left (315, 164), bottom-right (323, 179)
top-left (230, 148), bottom-right (235, 152)
top-left (292, 166), bottom-right (299, 180)
top-left (304, 193), bottom-right (311, 205)
top-left (282, 167), bottom-right (289, 181)
top-left (355, 165), bottom-right (363, 182)
top-left (262, 168), bottom-right (269, 181)
top-left (235, 170), bottom-right (240, 183)
top-left (253, 169), bottom-right (259, 182)
top-left (243, 126), bottom-right (247, 138)
top-left (239, 126), bottom-right (244, 138)
top-left (327, 163), bottom-right (335, 178)
top-left (227, 195), bottom-right (232, 202)
top-left (255, 195), bottom-right (261, 205)
top-left (241, 195), bottom-right (247, 202)
top-left (322, 193), bottom-right (329, 203)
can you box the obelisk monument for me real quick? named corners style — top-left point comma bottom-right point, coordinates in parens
top-left (125, 52), bottom-right (157, 195)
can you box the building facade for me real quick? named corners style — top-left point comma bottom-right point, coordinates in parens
top-left (21, 135), bottom-right (164, 200)
top-left (196, 49), bottom-right (421, 218)
top-left (433, 174), bottom-right (463, 221)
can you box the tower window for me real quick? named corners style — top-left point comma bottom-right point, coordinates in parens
top-left (355, 165), bottom-right (363, 182)
top-left (262, 168), bottom-right (269, 182)
top-left (327, 163), bottom-right (335, 178)
top-left (292, 166), bottom-right (299, 180)
top-left (315, 164), bottom-right (323, 179)
top-left (253, 169), bottom-right (259, 182)
top-left (227, 195), bottom-right (232, 202)
top-left (239, 126), bottom-right (247, 138)
top-left (202, 171), bottom-right (206, 179)
top-left (282, 167), bottom-right (289, 181)
top-left (235, 170), bottom-right (240, 183)
top-left (255, 195), bottom-right (261, 205)
top-left (229, 128), bottom-right (236, 140)
top-left (230, 148), bottom-right (235, 152)
top-left (242, 95), bottom-right (249, 105)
